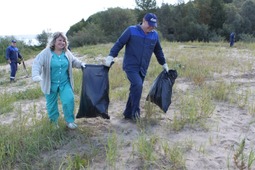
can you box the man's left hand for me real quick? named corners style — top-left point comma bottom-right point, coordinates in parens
top-left (104, 56), bottom-right (114, 67)
top-left (163, 63), bottom-right (169, 72)
top-left (81, 63), bottom-right (86, 70)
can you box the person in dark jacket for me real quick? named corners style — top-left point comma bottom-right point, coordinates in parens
top-left (230, 32), bottom-right (235, 47)
top-left (104, 13), bottom-right (169, 121)
top-left (6, 40), bottom-right (23, 83)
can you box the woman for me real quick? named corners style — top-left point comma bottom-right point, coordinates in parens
top-left (32, 32), bottom-right (86, 129)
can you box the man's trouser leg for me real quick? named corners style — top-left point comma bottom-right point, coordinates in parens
top-left (10, 62), bottom-right (17, 81)
top-left (123, 71), bottom-right (144, 118)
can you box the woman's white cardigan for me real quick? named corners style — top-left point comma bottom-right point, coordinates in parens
top-left (32, 47), bottom-right (83, 94)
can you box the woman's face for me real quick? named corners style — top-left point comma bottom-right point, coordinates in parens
top-left (54, 36), bottom-right (66, 50)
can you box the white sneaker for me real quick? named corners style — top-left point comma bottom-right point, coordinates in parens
top-left (67, 122), bottom-right (78, 129)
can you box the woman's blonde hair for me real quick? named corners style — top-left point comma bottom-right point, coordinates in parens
top-left (48, 32), bottom-right (69, 51)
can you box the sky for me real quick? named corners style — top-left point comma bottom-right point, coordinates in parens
top-left (0, 0), bottom-right (188, 36)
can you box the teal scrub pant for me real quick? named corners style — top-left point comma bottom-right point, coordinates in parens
top-left (45, 83), bottom-right (75, 123)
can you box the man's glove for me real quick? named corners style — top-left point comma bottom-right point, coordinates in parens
top-left (104, 56), bottom-right (114, 67)
top-left (163, 63), bottom-right (169, 72)
top-left (81, 62), bottom-right (86, 70)
top-left (32, 75), bottom-right (42, 82)
top-left (17, 58), bottom-right (22, 64)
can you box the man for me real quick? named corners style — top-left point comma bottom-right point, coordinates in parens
top-left (230, 32), bottom-right (235, 47)
top-left (6, 40), bottom-right (23, 83)
top-left (104, 13), bottom-right (169, 121)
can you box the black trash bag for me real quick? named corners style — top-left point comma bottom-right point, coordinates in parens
top-left (76, 64), bottom-right (110, 119)
top-left (146, 69), bottom-right (178, 113)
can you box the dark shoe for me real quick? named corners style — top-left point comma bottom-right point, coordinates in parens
top-left (132, 112), bottom-right (140, 121)
top-left (124, 112), bottom-right (140, 121)
top-left (101, 113), bottom-right (110, 119)
top-left (10, 79), bottom-right (16, 83)
top-left (124, 115), bottom-right (133, 120)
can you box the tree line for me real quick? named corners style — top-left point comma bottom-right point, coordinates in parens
top-left (65, 0), bottom-right (255, 47)
top-left (1, 0), bottom-right (255, 60)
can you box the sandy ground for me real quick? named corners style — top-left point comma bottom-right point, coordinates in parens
top-left (1, 46), bottom-right (255, 170)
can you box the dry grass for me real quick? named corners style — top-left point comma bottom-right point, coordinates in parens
top-left (0, 41), bottom-right (255, 169)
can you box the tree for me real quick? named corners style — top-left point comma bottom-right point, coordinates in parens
top-left (0, 37), bottom-right (12, 63)
top-left (209, 0), bottom-right (226, 32)
top-left (223, 0), bottom-right (233, 3)
top-left (68, 23), bottom-right (105, 47)
top-left (135, 0), bottom-right (157, 11)
top-left (183, 2), bottom-right (209, 42)
top-left (66, 19), bottom-right (86, 37)
top-left (36, 30), bottom-right (52, 47)
top-left (156, 3), bottom-right (175, 41)
top-left (240, 0), bottom-right (255, 34)
top-left (68, 8), bottom-right (137, 46)
top-left (98, 8), bottom-right (137, 42)
top-left (171, 3), bottom-right (192, 41)
top-left (195, 0), bottom-right (212, 25)
top-left (222, 3), bottom-right (243, 40)
top-left (65, 0), bottom-right (255, 44)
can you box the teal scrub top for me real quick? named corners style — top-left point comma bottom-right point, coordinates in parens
top-left (50, 51), bottom-right (69, 92)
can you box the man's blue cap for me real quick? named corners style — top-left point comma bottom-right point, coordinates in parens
top-left (11, 40), bottom-right (16, 43)
top-left (144, 13), bottom-right (157, 27)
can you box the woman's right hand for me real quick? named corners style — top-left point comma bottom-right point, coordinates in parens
top-left (32, 75), bottom-right (42, 82)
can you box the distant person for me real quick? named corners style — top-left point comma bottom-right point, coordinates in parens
top-left (104, 13), bottom-right (169, 121)
top-left (5, 40), bottom-right (23, 83)
top-left (32, 32), bottom-right (86, 129)
top-left (230, 32), bottom-right (235, 47)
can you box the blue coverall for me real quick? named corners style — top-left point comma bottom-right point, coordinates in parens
top-left (45, 52), bottom-right (75, 123)
top-left (230, 32), bottom-right (235, 47)
top-left (5, 45), bottom-right (23, 81)
top-left (109, 24), bottom-right (166, 119)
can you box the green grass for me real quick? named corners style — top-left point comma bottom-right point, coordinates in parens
top-left (0, 86), bottom-right (43, 115)
top-left (0, 92), bottom-right (16, 114)
top-left (14, 86), bottom-right (43, 100)
top-left (0, 115), bottom-right (72, 169)
top-left (105, 131), bottom-right (118, 168)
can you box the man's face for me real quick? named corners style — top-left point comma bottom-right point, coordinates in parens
top-left (143, 20), bottom-right (155, 33)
